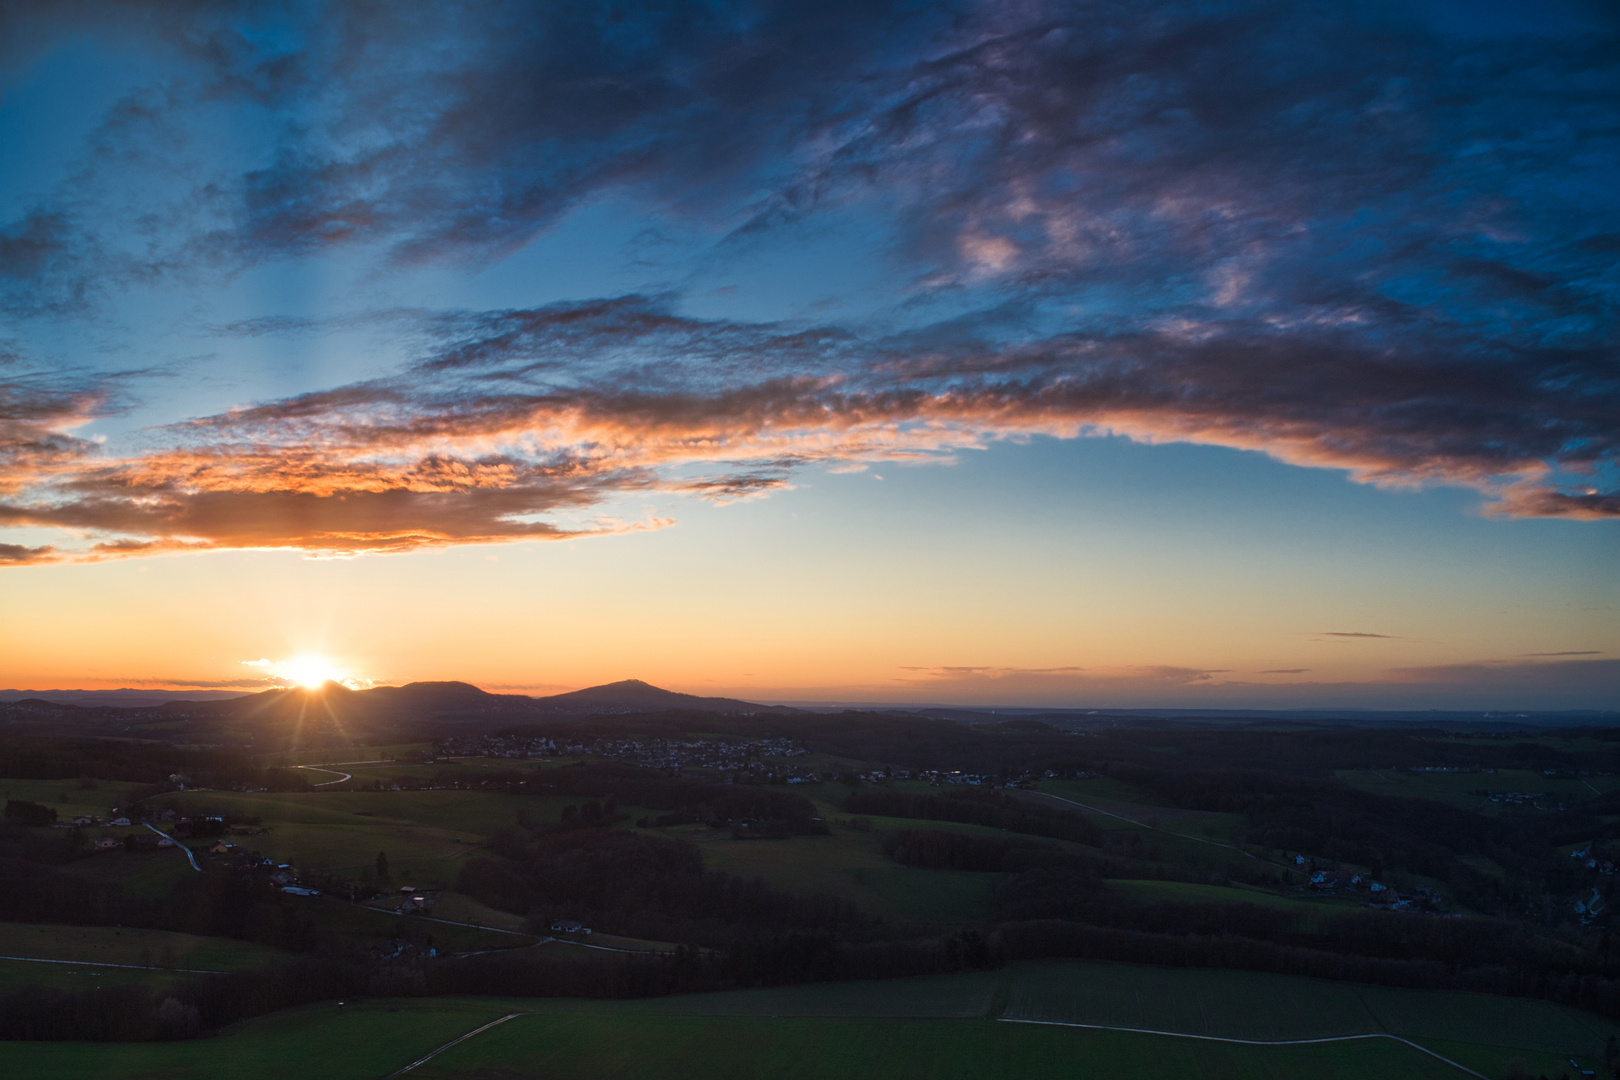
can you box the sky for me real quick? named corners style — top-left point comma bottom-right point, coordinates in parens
top-left (0, 0), bottom-right (1615, 710)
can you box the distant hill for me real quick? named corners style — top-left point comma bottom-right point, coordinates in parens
top-left (0, 678), bottom-right (795, 747)
top-left (0, 688), bottom-right (248, 708)
top-left (531, 679), bottom-right (793, 716)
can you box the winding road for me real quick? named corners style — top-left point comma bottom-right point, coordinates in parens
top-left (294, 764), bottom-right (354, 786)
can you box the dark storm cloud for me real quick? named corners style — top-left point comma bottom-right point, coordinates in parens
top-left (0, 1), bottom-right (1616, 560)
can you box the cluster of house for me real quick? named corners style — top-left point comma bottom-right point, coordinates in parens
top-left (395, 886), bottom-right (434, 914)
top-left (370, 936), bottom-right (438, 961)
top-left (1570, 848), bottom-right (1618, 875)
top-left (438, 733), bottom-right (808, 771)
top-left (1296, 856), bottom-right (1447, 912)
top-left (49, 808), bottom-right (178, 852)
top-left (1548, 851), bottom-right (1615, 925)
top-left (1484, 791), bottom-right (1568, 807)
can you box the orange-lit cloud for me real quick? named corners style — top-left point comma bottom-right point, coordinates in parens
top-left (1, 294), bottom-right (1617, 564)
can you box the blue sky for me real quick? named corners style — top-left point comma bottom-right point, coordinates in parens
top-left (0, 0), bottom-right (1615, 707)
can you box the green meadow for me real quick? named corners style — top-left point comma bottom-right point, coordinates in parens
top-left (1334, 768), bottom-right (1620, 812)
top-left (8, 958), bottom-right (1612, 1079)
top-left (0, 922), bottom-right (291, 972)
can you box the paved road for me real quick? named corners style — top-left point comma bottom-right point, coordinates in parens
top-left (386, 1013), bottom-right (527, 1077)
top-left (294, 764), bottom-right (353, 786)
top-left (998, 1018), bottom-right (1492, 1079)
top-left (143, 823), bottom-right (201, 871)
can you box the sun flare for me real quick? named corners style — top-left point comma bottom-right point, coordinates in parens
top-left (242, 655), bottom-right (368, 690)
top-left (282, 655), bottom-right (343, 689)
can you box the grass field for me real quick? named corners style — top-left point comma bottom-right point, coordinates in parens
top-left (313, 898), bottom-right (533, 952)
top-left (0, 778), bottom-right (139, 820)
top-left (0, 922), bottom-right (291, 972)
top-left (0, 1002), bottom-right (1500, 1080)
top-left (0, 957), bottom-right (190, 993)
top-left (1, 998), bottom-right (512, 1080)
top-left (416, 1014), bottom-right (1467, 1080)
top-left (7, 958), bottom-right (1615, 1078)
top-left (1335, 768), bottom-right (1620, 812)
top-left (0, 922), bottom-right (294, 993)
top-left (160, 788), bottom-right (545, 887)
top-left (691, 822), bottom-right (996, 925)
top-left (58, 849), bottom-right (201, 898)
top-left (1002, 959), bottom-right (1614, 1077)
top-left (1103, 878), bottom-right (1362, 922)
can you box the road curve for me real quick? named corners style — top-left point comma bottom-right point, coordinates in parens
top-left (294, 765), bottom-right (352, 786)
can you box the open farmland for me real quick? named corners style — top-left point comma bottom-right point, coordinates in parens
top-left (0, 922), bottom-right (291, 972)
top-left (11, 956), bottom-right (1615, 1080)
top-left (1335, 768), bottom-right (1620, 812)
top-left (159, 788), bottom-right (544, 887)
top-left (691, 821), bottom-right (997, 925)
top-left (414, 1013), bottom-right (1466, 1080)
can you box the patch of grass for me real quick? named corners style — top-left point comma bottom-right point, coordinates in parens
top-left (1334, 768), bottom-right (1608, 812)
top-left (692, 829), bottom-right (994, 925)
top-left (165, 789), bottom-right (547, 836)
top-left (0, 958), bottom-right (186, 993)
top-left (58, 850), bottom-right (200, 898)
top-left (0, 998), bottom-right (512, 1080)
top-left (414, 1014), bottom-right (1466, 1080)
top-left (1457, 855), bottom-right (1506, 878)
top-left (157, 790), bottom-right (543, 888)
top-left (1106, 878), bottom-right (1291, 907)
top-left (7, 960), bottom-right (1614, 1079)
top-left (269, 745), bottom-right (431, 766)
top-left (1102, 879), bottom-right (1363, 926)
top-left (1003, 959), bottom-right (1618, 1068)
top-left (0, 778), bottom-right (139, 821)
top-left (314, 899), bottom-right (528, 952)
top-left (0, 922), bottom-right (291, 972)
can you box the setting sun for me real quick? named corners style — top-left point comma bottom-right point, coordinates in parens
top-left (282, 656), bottom-right (342, 690)
top-left (241, 655), bottom-right (364, 690)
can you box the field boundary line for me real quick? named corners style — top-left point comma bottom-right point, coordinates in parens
top-left (997, 1017), bottom-right (1491, 1078)
top-left (0, 953), bottom-right (226, 974)
top-left (384, 1012), bottom-right (527, 1077)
